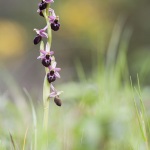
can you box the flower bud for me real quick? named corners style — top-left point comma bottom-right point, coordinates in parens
top-left (54, 97), bottom-right (62, 106)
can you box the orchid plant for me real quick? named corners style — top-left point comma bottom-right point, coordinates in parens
top-left (33, 0), bottom-right (62, 131)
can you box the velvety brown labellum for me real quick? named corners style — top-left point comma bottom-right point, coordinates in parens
top-left (54, 97), bottom-right (62, 106)
top-left (33, 35), bottom-right (42, 45)
top-left (51, 20), bottom-right (60, 31)
top-left (39, 2), bottom-right (47, 10)
top-left (47, 72), bottom-right (56, 83)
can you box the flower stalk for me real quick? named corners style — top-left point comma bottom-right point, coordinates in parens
top-left (33, 0), bottom-right (62, 131)
top-left (43, 74), bottom-right (50, 130)
top-left (43, 5), bottom-right (52, 47)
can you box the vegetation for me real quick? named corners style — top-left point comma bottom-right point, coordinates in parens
top-left (0, 18), bottom-right (150, 150)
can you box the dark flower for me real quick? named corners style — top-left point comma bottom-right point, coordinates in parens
top-left (51, 19), bottom-right (60, 31)
top-left (39, 1), bottom-right (47, 10)
top-left (37, 43), bottom-right (54, 67)
top-left (49, 84), bottom-right (63, 106)
top-left (42, 54), bottom-right (51, 67)
top-left (33, 35), bottom-right (42, 45)
top-left (49, 8), bottom-right (60, 31)
top-left (47, 71), bottom-right (56, 83)
top-left (47, 62), bottom-right (61, 83)
top-left (33, 26), bottom-right (48, 45)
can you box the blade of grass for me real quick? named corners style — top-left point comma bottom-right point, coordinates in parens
top-left (115, 27), bottom-right (132, 85)
top-left (9, 132), bottom-right (16, 150)
top-left (130, 77), bottom-right (149, 149)
top-left (130, 77), bottom-right (145, 141)
top-left (139, 112), bottom-right (149, 150)
top-left (106, 14), bottom-right (127, 70)
top-left (22, 126), bottom-right (29, 150)
top-left (137, 74), bottom-right (150, 134)
top-left (23, 88), bottom-right (37, 150)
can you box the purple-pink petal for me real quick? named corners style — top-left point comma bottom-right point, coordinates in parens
top-left (43, 25), bottom-right (48, 31)
top-left (50, 51), bottom-right (54, 55)
top-left (40, 29), bottom-right (46, 32)
top-left (40, 50), bottom-right (47, 55)
top-left (43, 0), bottom-right (54, 3)
top-left (40, 32), bottom-right (48, 38)
top-left (55, 72), bottom-right (60, 78)
top-left (37, 55), bottom-right (45, 59)
top-left (48, 66), bottom-right (52, 70)
top-left (55, 68), bottom-right (61, 72)
top-left (49, 16), bottom-right (56, 23)
top-left (50, 84), bottom-right (55, 91)
top-left (50, 84), bottom-right (63, 98)
top-left (34, 28), bottom-right (48, 38)
top-left (50, 92), bottom-right (56, 98)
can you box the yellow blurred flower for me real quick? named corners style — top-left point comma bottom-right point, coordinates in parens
top-left (59, 1), bottom-right (113, 45)
top-left (0, 20), bottom-right (27, 60)
top-left (60, 1), bottom-right (100, 33)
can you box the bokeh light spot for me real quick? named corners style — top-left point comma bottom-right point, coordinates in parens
top-left (60, 1), bottom-right (100, 33)
top-left (0, 20), bottom-right (27, 60)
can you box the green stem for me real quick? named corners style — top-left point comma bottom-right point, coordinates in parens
top-left (43, 72), bottom-right (50, 131)
top-left (43, 100), bottom-right (49, 130)
top-left (42, 4), bottom-right (52, 131)
top-left (43, 4), bottom-right (52, 48)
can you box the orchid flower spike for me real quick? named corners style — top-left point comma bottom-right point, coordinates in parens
top-left (37, 43), bottom-right (54, 67)
top-left (33, 26), bottom-right (48, 45)
top-left (34, 0), bottom-right (63, 108)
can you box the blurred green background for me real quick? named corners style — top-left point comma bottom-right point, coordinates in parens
top-left (0, 0), bottom-right (150, 149)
